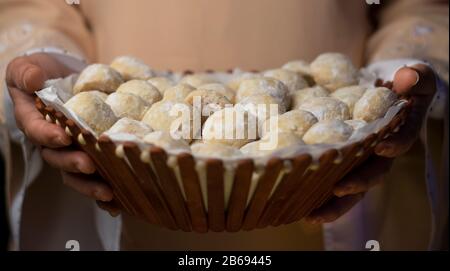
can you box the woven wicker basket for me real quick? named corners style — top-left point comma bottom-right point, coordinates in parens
top-left (35, 79), bottom-right (410, 233)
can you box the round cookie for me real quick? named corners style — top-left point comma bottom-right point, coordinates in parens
top-left (260, 109), bottom-right (318, 138)
top-left (236, 77), bottom-right (291, 109)
top-left (303, 120), bottom-right (353, 144)
top-left (180, 73), bottom-right (217, 88)
top-left (116, 80), bottom-right (162, 106)
top-left (281, 60), bottom-right (312, 76)
top-left (88, 90), bottom-right (108, 101)
top-left (198, 83), bottom-right (235, 102)
top-left (191, 142), bottom-right (242, 158)
top-left (298, 97), bottom-right (350, 121)
top-left (202, 107), bottom-right (255, 148)
top-left (310, 53), bottom-right (358, 91)
top-left (65, 91), bottom-right (118, 135)
top-left (240, 131), bottom-right (304, 157)
top-left (110, 56), bottom-right (154, 80)
top-left (353, 87), bottom-right (397, 122)
top-left (147, 77), bottom-right (175, 94)
top-left (263, 68), bottom-right (309, 95)
top-left (73, 64), bottom-right (124, 94)
top-left (105, 92), bottom-right (149, 120)
top-left (184, 89), bottom-right (232, 121)
top-left (237, 94), bottom-right (286, 131)
top-left (143, 131), bottom-right (190, 152)
top-left (330, 85), bottom-right (366, 114)
top-left (227, 72), bottom-right (262, 91)
top-left (141, 100), bottom-right (196, 140)
top-left (291, 86), bottom-right (330, 108)
top-left (163, 83), bottom-right (196, 102)
top-left (104, 117), bottom-right (153, 139)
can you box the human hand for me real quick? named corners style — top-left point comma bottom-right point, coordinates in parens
top-left (305, 64), bottom-right (437, 224)
top-left (6, 53), bottom-right (114, 206)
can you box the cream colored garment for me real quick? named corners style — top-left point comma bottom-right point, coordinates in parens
top-left (0, 0), bottom-right (447, 250)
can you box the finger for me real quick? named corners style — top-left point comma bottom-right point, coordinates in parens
top-left (9, 87), bottom-right (71, 147)
top-left (304, 193), bottom-right (365, 224)
top-left (61, 171), bottom-right (113, 202)
top-left (393, 64), bottom-right (436, 97)
top-left (41, 148), bottom-right (96, 174)
top-left (6, 54), bottom-right (73, 93)
top-left (96, 200), bottom-right (121, 217)
top-left (334, 156), bottom-right (393, 197)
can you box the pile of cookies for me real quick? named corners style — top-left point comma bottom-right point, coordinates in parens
top-left (64, 53), bottom-right (398, 159)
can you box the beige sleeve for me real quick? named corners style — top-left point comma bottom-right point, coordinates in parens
top-left (0, 0), bottom-right (95, 123)
top-left (366, 0), bottom-right (449, 84)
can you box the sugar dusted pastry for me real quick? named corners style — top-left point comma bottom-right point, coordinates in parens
top-left (191, 142), bottom-right (242, 158)
top-left (202, 107), bottom-right (255, 148)
top-left (236, 77), bottom-right (291, 109)
top-left (227, 72), bottom-right (262, 91)
top-left (180, 73), bottom-right (217, 87)
top-left (237, 94), bottom-right (286, 130)
top-left (110, 56), bottom-right (154, 80)
top-left (260, 110), bottom-right (318, 138)
top-left (282, 60), bottom-right (312, 76)
top-left (303, 120), bottom-right (353, 145)
top-left (263, 69), bottom-right (309, 95)
top-left (89, 90), bottom-right (108, 101)
top-left (147, 76), bottom-right (175, 94)
top-left (73, 64), bottom-right (123, 94)
top-left (104, 117), bottom-right (153, 139)
top-left (310, 53), bottom-right (358, 91)
top-left (345, 119), bottom-right (367, 131)
top-left (105, 92), bottom-right (149, 120)
top-left (163, 83), bottom-right (196, 102)
top-left (143, 131), bottom-right (190, 152)
top-left (353, 87), bottom-right (397, 122)
top-left (298, 97), bottom-right (350, 121)
top-left (241, 131), bottom-right (304, 157)
top-left (330, 85), bottom-right (366, 114)
top-left (198, 83), bottom-right (235, 102)
top-left (142, 100), bottom-right (196, 140)
top-left (116, 80), bottom-right (162, 106)
top-left (291, 86), bottom-right (330, 108)
top-left (184, 89), bottom-right (232, 121)
top-left (64, 92), bottom-right (118, 135)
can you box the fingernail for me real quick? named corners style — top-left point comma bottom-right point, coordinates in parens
top-left (94, 190), bottom-right (110, 202)
top-left (411, 69), bottom-right (420, 86)
top-left (336, 186), bottom-right (353, 197)
top-left (56, 135), bottom-right (71, 146)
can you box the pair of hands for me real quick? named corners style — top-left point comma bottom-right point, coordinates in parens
top-left (5, 53), bottom-right (437, 223)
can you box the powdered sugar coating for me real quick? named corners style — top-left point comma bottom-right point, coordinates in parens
top-left (64, 91), bottom-right (118, 135)
top-left (303, 120), bottom-right (353, 144)
top-left (344, 119), bottom-right (367, 131)
top-left (282, 60), bottom-right (312, 76)
top-left (260, 109), bottom-right (318, 138)
top-left (105, 92), bottom-right (149, 120)
top-left (298, 97), bottom-right (350, 121)
top-left (236, 77), bottom-right (291, 109)
top-left (353, 87), bottom-right (397, 122)
top-left (263, 68), bottom-right (309, 95)
top-left (104, 117), bottom-right (153, 139)
top-left (198, 83), bottom-right (235, 102)
top-left (147, 77), bottom-right (175, 94)
top-left (116, 80), bottom-right (162, 106)
top-left (163, 83), bottom-right (196, 102)
top-left (110, 56), bottom-right (155, 80)
top-left (73, 64), bottom-right (124, 94)
top-left (180, 73), bottom-right (217, 87)
top-left (291, 86), bottom-right (330, 108)
top-left (240, 131), bottom-right (304, 157)
top-left (310, 53), bottom-right (358, 91)
top-left (331, 85), bottom-right (367, 114)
